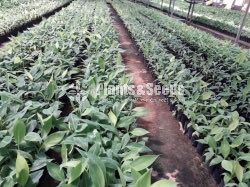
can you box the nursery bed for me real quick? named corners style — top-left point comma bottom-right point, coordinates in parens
top-left (108, 3), bottom-right (218, 187)
top-left (132, 0), bottom-right (250, 49)
top-left (0, 0), bottom-right (73, 46)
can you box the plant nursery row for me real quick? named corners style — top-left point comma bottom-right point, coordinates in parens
top-left (111, 0), bottom-right (250, 186)
top-left (0, 0), bottom-right (72, 37)
top-left (136, 0), bottom-right (250, 41)
top-left (0, 0), bottom-right (177, 186)
top-left (2, 0), bottom-right (250, 186)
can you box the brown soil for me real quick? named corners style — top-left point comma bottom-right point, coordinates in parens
top-left (108, 3), bottom-right (218, 187)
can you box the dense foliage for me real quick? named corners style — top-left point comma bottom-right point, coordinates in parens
top-left (0, 0), bottom-right (24, 9)
top-left (0, 0), bottom-right (72, 36)
top-left (112, 0), bottom-right (250, 186)
top-left (0, 0), bottom-right (178, 186)
top-left (138, 0), bottom-right (250, 39)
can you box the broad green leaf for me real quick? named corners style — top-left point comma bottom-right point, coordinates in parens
top-left (113, 99), bottom-right (129, 117)
top-left (0, 91), bottom-right (22, 103)
top-left (211, 115), bottom-right (224, 125)
top-left (150, 179), bottom-right (177, 187)
top-left (131, 128), bottom-right (149, 136)
top-left (208, 136), bottom-right (217, 150)
top-left (47, 162), bottom-right (65, 181)
top-left (55, 42), bottom-right (59, 49)
top-left (130, 155), bottom-right (158, 171)
top-left (235, 161), bottom-right (244, 182)
top-left (127, 142), bottom-right (151, 153)
top-left (210, 126), bottom-right (223, 135)
top-left (135, 170), bottom-right (151, 187)
top-left (238, 183), bottom-right (248, 187)
top-left (243, 171), bottom-right (250, 180)
top-left (16, 153), bottom-right (29, 187)
top-left (117, 116), bottom-right (135, 128)
top-left (121, 133), bottom-right (130, 149)
top-left (24, 132), bottom-right (42, 142)
top-left (14, 118), bottom-right (26, 145)
top-left (61, 69), bottom-right (68, 79)
top-left (62, 136), bottom-right (89, 150)
top-left (102, 157), bottom-right (118, 169)
top-left (46, 80), bottom-right (57, 100)
top-left (0, 136), bottom-right (12, 148)
top-left (68, 159), bottom-right (88, 183)
top-left (231, 134), bottom-right (244, 148)
top-left (0, 176), bottom-right (16, 187)
top-left (26, 169), bottom-right (44, 186)
top-left (123, 150), bottom-right (142, 161)
top-left (37, 114), bottom-right (52, 138)
top-left (3, 177), bottom-right (15, 187)
top-left (30, 159), bottom-right (48, 172)
top-left (89, 143), bottom-right (100, 155)
top-left (89, 158), bottom-right (105, 187)
top-left (92, 110), bottom-right (109, 121)
top-left (235, 52), bottom-right (247, 64)
top-left (14, 56), bottom-right (21, 64)
top-left (239, 153), bottom-right (250, 161)
top-left (108, 110), bottom-right (117, 126)
top-left (61, 144), bottom-right (68, 163)
top-left (24, 70), bottom-right (33, 81)
top-left (98, 57), bottom-right (105, 70)
top-left (221, 138), bottom-right (230, 159)
top-left (42, 115), bottom-right (53, 138)
top-left (61, 160), bottom-right (81, 169)
top-left (209, 157), bottom-right (223, 166)
top-left (201, 91), bottom-right (213, 100)
top-left (37, 113), bottom-right (44, 125)
top-left (131, 167), bottom-right (141, 182)
top-left (228, 112), bottom-right (239, 131)
top-left (221, 160), bottom-right (234, 174)
top-left (133, 107), bottom-right (147, 117)
top-left (43, 131), bottom-right (65, 150)
top-left (220, 99), bottom-right (228, 107)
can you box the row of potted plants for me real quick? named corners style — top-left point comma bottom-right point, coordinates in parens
top-left (112, 0), bottom-right (250, 186)
top-left (136, 0), bottom-right (250, 41)
top-left (0, 0), bottom-right (176, 186)
top-left (0, 0), bottom-right (27, 9)
top-left (0, 0), bottom-right (72, 36)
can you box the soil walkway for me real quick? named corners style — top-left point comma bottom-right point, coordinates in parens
top-left (108, 3), bottom-right (218, 187)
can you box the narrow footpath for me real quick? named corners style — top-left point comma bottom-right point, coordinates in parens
top-left (108, 3), bottom-right (218, 187)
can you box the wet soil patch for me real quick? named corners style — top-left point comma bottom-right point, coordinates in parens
top-left (108, 3), bottom-right (218, 187)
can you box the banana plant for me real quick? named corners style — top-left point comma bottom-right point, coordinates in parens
top-left (0, 0), bottom-right (72, 36)
top-left (141, 0), bottom-right (250, 38)
top-left (111, 0), bottom-right (250, 185)
top-left (0, 0), bottom-right (177, 186)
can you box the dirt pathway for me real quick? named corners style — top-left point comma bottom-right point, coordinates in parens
top-left (108, 3), bottom-right (218, 187)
